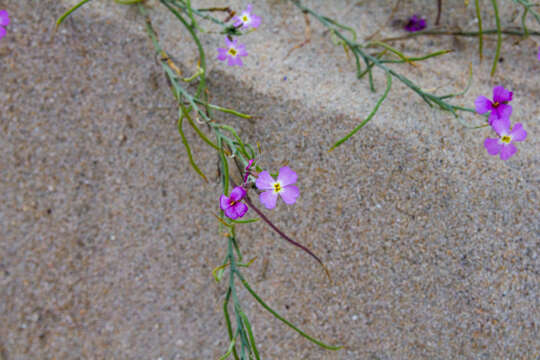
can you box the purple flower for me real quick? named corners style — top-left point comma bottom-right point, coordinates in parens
top-left (484, 117), bottom-right (527, 160)
top-left (475, 85), bottom-right (513, 125)
top-left (404, 14), bottom-right (426, 32)
top-left (0, 10), bottom-right (10, 40)
top-left (220, 186), bottom-right (248, 219)
top-left (256, 166), bottom-right (299, 209)
top-left (217, 37), bottom-right (248, 66)
top-left (233, 4), bottom-right (261, 30)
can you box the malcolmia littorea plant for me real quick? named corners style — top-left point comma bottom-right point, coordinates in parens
top-left (56, 0), bottom-right (537, 358)
top-left (57, 1), bottom-right (340, 359)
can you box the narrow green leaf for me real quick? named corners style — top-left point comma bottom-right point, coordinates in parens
top-left (475, 0), bottom-right (484, 59)
top-left (238, 272), bottom-right (342, 351)
top-left (217, 136), bottom-right (229, 196)
top-left (239, 311), bottom-right (261, 360)
top-left (180, 105), bottom-right (220, 151)
top-left (219, 338), bottom-right (237, 360)
top-left (330, 72), bottom-right (392, 151)
top-left (230, 218), bottom-right (260, 224)
top-left (490, 0), bottom-right (502, 76)
top-left (177, 115), bottom-right (208, 182)
top-left (114, 0), bottom-right (144, 4)
top-left (55, 0), bottom-right (93, 29)
top-left (223, 288), bottom-right (240, 360)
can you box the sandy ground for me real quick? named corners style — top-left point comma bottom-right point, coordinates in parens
top-left (1, 0), bottom-right (539, 359)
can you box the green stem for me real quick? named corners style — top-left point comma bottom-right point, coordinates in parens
top-left (237, 271), bottom-right (342, 351)
top-left (180, 105), bottom-right (219, 151)
top-left (177, 115), bottom-right (208, 182)
top-left (55, 0), bottom-right (93, 29)
top-left (223, 288), bottom-right (240, 360)
top-left (239, 310), bottom-right (261, 360)
top-left (219, 338), bottom-right (237, 360)
top-left (365, 41), bottom-right (411, 63)
top-left (292, 1), bottom-right (473, 116)
top-left (380, 49), bottom-right (452, 63)
top-left (475, 0), bottom-right (484, 60)
top-left (114, 0), bottom-right (143, 4)
top-left (159, 0), bottom-right (209, 107)
top-left (490, 0), bottom-right (502, 76)
top-left (169, 1), bottom-right (227, 26)
top-left (194, 100), bottom-right (252, 119)
top-left (330, 72), bottom-right (392, 151)
top-left (381, 28), bottom-right (540, 41)
top-left (217, 136), bottom-right (229, 196)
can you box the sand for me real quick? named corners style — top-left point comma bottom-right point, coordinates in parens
top-left (1, 0), bottom-right (538, 358)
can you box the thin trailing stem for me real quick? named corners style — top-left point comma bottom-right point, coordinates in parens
top-left (329, 72), bottom-right (392, 151)
top-left (236, 271), bottom-right (342, 351)
top-left (512, 0), bottom-right (540, 25)
top-left (381, 28), bottom-right (540, 42)
top-left (71, 1), bottom-right (341, 357)
top-left (55, 0), bottom-right (93, 29)
top-left (243, 195), bottom-right (331, 280)
top-left (490, 0), bottom-right (502, 76)
top-left (290, 1), bottom-right (475, 121)
top-left (475, 0), bottom-right (484, 60)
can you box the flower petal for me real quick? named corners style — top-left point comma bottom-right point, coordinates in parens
top-left (227, 56), bottom-right (236, 66)
top-left (493, 103), bottom-right (512, 120)
top-left (256, 171), bottom-right (275, 190)
top-left (235, 57), bottom-right (244, 66)
top-left (232, 17), bottom-right (242, 27)
top-left (217, 48), bottom-right (228, 61)
top-left (474, 96), bottom-right (493, 114)
top-left (499, 143), bottom-right (517, 160)
top-left (280, 185), bottom-right (299, 205)
top-left (0, 10), bottom-right (10, 26)
top-left (232, 202), bottom-right (248, 219)
top-left (484, 138), bottom-right (502, 156)
top-left (238, 47), bottom-right (248, 57)
top-left (277, 166), bottom-right (297, 187)
top-left (509, 123), bottom-right (527, 142)
top-left (220, 194), bottom-right (230, 211)
top-left (229, 186), bottom-right (246, 202)
top-left (224, 206), bottom-right (239, 219)
top-left (260, 191), bottom-right (278, 209)
top-left (491, 116), bottom-right (510, 136)
top-left (250, 15), bottom-right (261, 28)
top-left (492, 85), bottom-right (512, 103)
top-left (246, 4), bottom-right (253, 13)
top-left (488, 112), bottom-right (498, 126)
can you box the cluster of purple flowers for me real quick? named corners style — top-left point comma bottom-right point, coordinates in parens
top-left (404, 14), bottom-right (426, 32)
top-left (217, 5), bottom-right (261, 67)
top-left (220, 164), bottom-right (300, 220)
top-left (0, 10), bottom-right (10, 40)
top-left (475, 86), bottom-right (527, 161)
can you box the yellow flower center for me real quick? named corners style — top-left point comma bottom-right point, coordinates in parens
top-left (493, 101), bottom-right (500, 108)
top-left (242, 15), bottom-right (249, 22)
top-left (273, 183), bottom-right (282, 193)
top-left (228, 48), bottom-right (237, 56)
top-left (501, 135), bottom-right (511, 144)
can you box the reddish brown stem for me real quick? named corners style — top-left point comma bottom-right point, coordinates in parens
top-left (243, 195), bottom-right (330, 280)
top-left (436, 0), bottom-right (442, 25)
